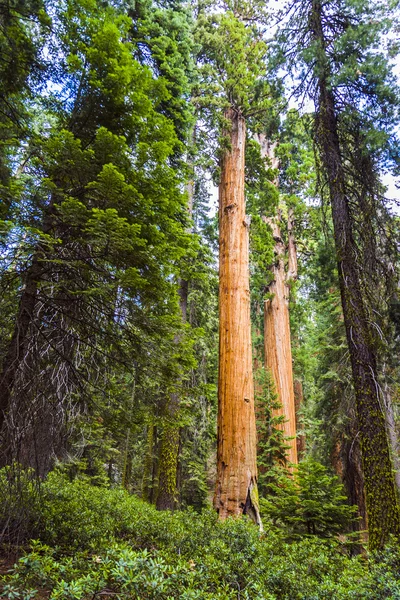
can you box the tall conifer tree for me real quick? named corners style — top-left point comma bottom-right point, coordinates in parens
top-left (280, 0), bottom-right (400, 548)
top-left (196, 1), bottom-right (274, 521)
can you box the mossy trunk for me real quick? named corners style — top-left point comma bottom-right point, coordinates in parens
top-left (156, 413), bottom-right (180, 510)
top-left (312, 0), bottom-right (400, 549)
top-left (142, 420), bottom-right (155, 502)
top-left (156, 175), bottom-right (192, 510)
top-left (383, 379), bottom-right (400, 493)
top-left (214, 108), bottom-right (261, 526)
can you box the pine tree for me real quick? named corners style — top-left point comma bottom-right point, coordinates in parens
top-left (0, 0), bottom-right (193, 475)
top-left (280, 0), bottom-right (400, 548)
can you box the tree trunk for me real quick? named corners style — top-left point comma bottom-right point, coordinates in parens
top-left (293, 379), bottom-right (306, 458)
top-left (253, 302), bottom-right (264, 459)
top-left (156, 175), bottom-right (192, 510)
top-left (0, 255), bottom-right (41, 435)
top-left (254, 134), bottom-right (298, 468)
top-left (0, 202), bottom-right (56, 436)
top-left (156, 411), bottom-right (180, 509)
top-left (214, 108), bottom-right (261, 525)
top-left (264, 216), bottom-right (298, 467)
top-left (382, 376), bottom-right (400, 493)
top-left (312, 0), bottom-right (400, 549)
top-left (142, 419), bottom-right (155, 502)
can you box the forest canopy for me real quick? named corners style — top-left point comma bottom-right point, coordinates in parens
top-left (1, 0), bottom-right (400, 597)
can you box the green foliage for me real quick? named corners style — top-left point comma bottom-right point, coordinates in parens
top-left (0, 466), bottom-right (42, 546)
top-left (261, 458), bottom-right (358, 540)
top-left (1, 472), bottom-right (400, 600)
top-left (0, 0), bottom-right (50, 215)
top-left (195, 10), bottom-right (268, 115)
top-left (255, 367), bottom-right (291, 497)
top-left (0, 0), bottom-right (201, 483)
top-left (255, 366), bottom-right (357, 540)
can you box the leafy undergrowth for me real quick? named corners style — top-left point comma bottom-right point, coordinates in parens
top-left (1, 473), bottom-right (400, 599)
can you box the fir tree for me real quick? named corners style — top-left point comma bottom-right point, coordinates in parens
top-left (279, 0), bottom-right (400, 548)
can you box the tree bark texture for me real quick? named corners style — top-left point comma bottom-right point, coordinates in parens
top-left (156, 174), bottom-right (192, 510)
top-left (383, 377), bottom-right (400, 493)
top-left (254, 134), bottom-right (299, 468)
top-left (156, 285), bottom-right (188, 510)
top-left (0, 204), bottom-right (56, 438)
top-left (214, 109), bottom-right (261, 524)
top-left (293, 379), bottom-right (306, 458)
top-left (312, 0), bottom-right (400, 550)
top-left (0, 256), bottom-right (41, 434)
top-left (264, 217), bottom-right (298, 467)
top-left (156, 415), bottom-right (180, 510)
top-left (142, 420), bottom-right (155, 502)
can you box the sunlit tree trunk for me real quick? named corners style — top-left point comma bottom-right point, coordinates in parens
top-left (288, 205), bottom-right (306, 458)
top-left (214, 108), bottom-right (261, 525)
top-left (264, 215), bottom-right (298, 467)
top-left (254, 135), bottom-right (298, 467)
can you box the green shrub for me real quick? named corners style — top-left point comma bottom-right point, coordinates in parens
top-left (0, 465), bottom-right (42, 547)
top-left (260, 458), bottom-right (358, 539)
top-left (1, 469), bottom-right (400, 599)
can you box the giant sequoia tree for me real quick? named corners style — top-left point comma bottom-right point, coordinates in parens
top-left (281, 0), bottom-right (400, 548)
top-left (196, 3), bottom-right (274, 521)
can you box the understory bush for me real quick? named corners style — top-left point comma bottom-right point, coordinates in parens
top-left (260, 458), bottom-right (358, 539)
top-left (1, 470), bottom-right (400, 599)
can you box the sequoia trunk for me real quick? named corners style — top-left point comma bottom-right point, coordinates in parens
top-left (264, 217), bottom-right (298, 467)
top-left (214, 109), bottom-right (261, 524)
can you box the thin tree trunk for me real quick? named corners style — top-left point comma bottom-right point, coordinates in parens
top-left (156, 171), bottom-right (193, 510)
top-left (312, 0), bottom-right (400, 549)
top-left (108, 459), bottom-right (113, 483)
top-left (264, 216), bottom-right (298, 467)
top-left (214, 108), bottom-right (261, 525)
top-left (287, 207), bottom-right (298, 282)
top-left (293, 379), bottom-right (306, 458)
top-left (122, 376), bottom-right (136, 490)
top-left (383, 376), bottom-right (400, 493)
top-left (142, 419), bottom-right (155, 502)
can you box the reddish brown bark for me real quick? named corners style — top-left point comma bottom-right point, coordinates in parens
top-left (214, 109), bottom-right (260, 524)
top-left (254, 135), bottom-right (299, 468)
top-left (264, 216), bottom-right (298, 467)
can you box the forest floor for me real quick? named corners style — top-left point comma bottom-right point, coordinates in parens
top-left (1, 474), bottom-right (400, 599)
